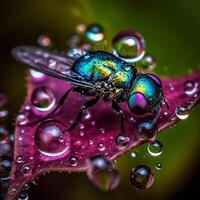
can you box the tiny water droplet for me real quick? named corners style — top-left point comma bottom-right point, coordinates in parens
top-left (115, 135), bottom-right (130, 148)
top-left (183, 81), bottom-right (198, 95)
top-left (175, 105), bottom-right (189, 120)
top-left (79, 123), bottom-right (85, 130)
top-left (69, 156), bottom-right (78, 167)
top-left (97, 143), bottom-right (105, 151)
top-left (85, 24), bottom-right (104, 42)
top-left (17, 192), bottom-right (29, 200)
top-left (130, 151), bottom-right (138, 158)
top-left (87, 156), bottom-right (120, 191)
top-left (155, 163), bottom-right (162, 170)
top-left (0, 127), bottom-right (9, 141)
top-left (37, 35), bottom-right (52, 48)
top-left (147, 140), bottom-right (163, 157)
top-left (31, 87), bottom-right (55, 112)
top-left (98, 128), bottom-right (105, 134)
top-left (138, 54), bottom-right (156, 70)
top-left (112, 30), bottom-right (145, 63)
top-left (22, 164), bottom-right (31, 175)
top-left (34, 120), bottom-right (70, 157)
top-left (16, 113), bottom-right (28, 126)
top-left (16, 156), bottom-right (23, 164)
top-left (130, 165), bottom-right (154, 190)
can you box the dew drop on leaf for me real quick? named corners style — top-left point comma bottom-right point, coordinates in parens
top-left (147, 140), bottom-right (163, 157)
top-left (130, 165), bottom-right (154, 190)
top-left (175, 105), bottom-right (189, 120)
top-left (115, 134), bottom-right (130, 148)
top-left (31, 87), bottom-right (56, 112)
top-left (87, 156), bottom-right (120, 191)
top-left (183, 80), bottom-right (198, 95)
top-left (34, 120), bottom-right (70, 157)
top-left (138, 54), bottom-right (156, 70)
top-left (85, 24), bottom-right (104, 42)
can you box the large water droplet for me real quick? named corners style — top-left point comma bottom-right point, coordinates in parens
top-left (115, 134), bottom-right (130, 148)
top-left (130, 165), bottom-right (154, 190)
top-left (138, 54), bottom-right (156, 70)
top-left (37, 35), bottom-right (52, 48)
top-left (183, 81), bottom-right (198, 95)
top-left (0, 156), bottom-right (12, 178)
top-left (34, 120), bottom-right (70, 157)
top-left (112, 30), bottom-right (145, 63)
top-left (147, 140), bottom-right (163, 156)
top-left (137, 121), bottom-right (157, 140)
top-left (85, 24), bottom-right (104, 42)
top-left (17, 192), bottom-right (29, 200)
top-left (175, 105), bottom-right (189, 120)
top-left (87, 156), bottom-right (120, 191)
top-left (31, 87), bottom-right (55, 112)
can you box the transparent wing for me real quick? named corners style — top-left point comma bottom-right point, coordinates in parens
top-left (12, 46), bottom-right (94, 88)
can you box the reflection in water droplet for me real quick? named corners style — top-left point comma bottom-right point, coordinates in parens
top-left (183, 81), bottom-right (198, 95)
top-left (87, 156), bottom-right (120, 191)
top-left (37, 35), bottom-right (52, 48)
top-left (34, 120), bottom-right (70, 157)
top-left (147, 140), bottom-right (163, 157)
top-left (175, 105), bottom-right (189, 120)
top-left (130, 165), bottom-right (154, 190)
top-left (31, 87), bottom-right (55, 112)
top-left (85, 24), bottom-right (104, 42)
top-left (115, 135), bottom-right (130, 148)
top-left (17, 192), bottom-right (29, 200)
top-left (138, 54), bottom-right (156, 70)
top-left (112, 30), bottom-right (145, 63)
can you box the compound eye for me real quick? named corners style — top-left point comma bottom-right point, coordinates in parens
top-left (128, 92), bottom-right (148, 115)
top-left (146, 74), bottom-right (162, 86)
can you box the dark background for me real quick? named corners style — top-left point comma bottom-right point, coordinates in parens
top-left (0, 0), bottom-right (200, 199)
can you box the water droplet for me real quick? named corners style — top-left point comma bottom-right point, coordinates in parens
top-left (169, 114), bottom-right (176, 121)
top-left (137, 121), bottom-right (157, 140)
top-left (83, 110), bottom-right (91, 120)
top-left (87, 156), bottom-right (120, 191)
top-left (17, 192), bottom-right (29, 200)
top-left (34, 120), bottom-right (70, 157)
top-left (155, 163), bottom-right (162, 170)
top-left (31, 87), bottom-right (55, 112)
top-left (138, 54), bottom-right (156, 70)
top-left (85, 24), bottom-right (104, 42)
top-left (175, 105), bottom-right (189, 120)
top-left (79, 123), bottom-right (85, 130)
top-left (16, 113), bottom-right (28, 126)
top-left (147, 140), bottom-right (163, 156)
top-left (130, 151), bottom-right (137, 158)
top-left (98, 128), bottom-right (105, 134)
top-left (115, 135), bottom-right (130, 148)
top-left (37, 35), bottom-right (52, 48)
top-left (130, 165), bottom-right (154, 190)
top-left (183, 81), bottom-right (198, 95)
top-left (48, 59), bottom-right (57, 69)
top-left (0, 127), bottom-right (9, 141)
top-left (69, 156), bottom-right (78, 167)
top-left (30, 69), bottom-right (45, 80)
top-left (112, 30), bottom-right (145, 63)
top-left (16, 156), bottom-right (23, 164)
top-left (97, 143), bottom-right (105, 151)
top-left (0, 156), bottom-right (12, 178)
top-left (22, 164), bottom-right (31, 175)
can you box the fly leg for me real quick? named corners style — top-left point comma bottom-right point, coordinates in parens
top-left (25, 88), bottom-right (73, 126)
top-left (68, 96), bottom-right (99, 131)
top-left (112, 102), bottom-right (125, 133)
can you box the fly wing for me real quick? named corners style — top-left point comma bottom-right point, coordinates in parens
top-left (12, 46), bottom-right (94, 88)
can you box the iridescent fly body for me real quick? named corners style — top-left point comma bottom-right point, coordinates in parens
top-left (12, 46), bottom-right (164, 132)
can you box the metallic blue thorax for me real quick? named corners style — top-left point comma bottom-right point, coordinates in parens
top-left (72, 51), bottom-right (137, 89)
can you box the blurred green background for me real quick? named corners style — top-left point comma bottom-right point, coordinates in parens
top-left (0, 0), bottom-right (200, 199)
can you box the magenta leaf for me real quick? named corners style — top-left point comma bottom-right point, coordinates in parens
top-left (5, 69), bottom-right (200, 200)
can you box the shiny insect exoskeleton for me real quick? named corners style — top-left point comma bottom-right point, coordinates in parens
top-left (12, 46), bottom-right (164, 133)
